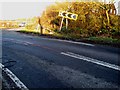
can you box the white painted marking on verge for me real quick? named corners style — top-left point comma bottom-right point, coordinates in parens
top-left (0, 63), bottom-right (28, 90)
top-left (61, 52), bottom-right (120, 71)
top-left (41, 38), bottom-right (95, 46)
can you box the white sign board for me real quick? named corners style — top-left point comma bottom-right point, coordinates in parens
top-left (59, 11), bottom-right (78, 20)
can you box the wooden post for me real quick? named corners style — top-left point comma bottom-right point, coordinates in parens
top-left (59, 17), bottom-right (64, 31)
top-left (38, 17), bottom-right (43, 35)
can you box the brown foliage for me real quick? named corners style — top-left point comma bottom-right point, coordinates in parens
top-left (40, 2), bottom-right (119, 38)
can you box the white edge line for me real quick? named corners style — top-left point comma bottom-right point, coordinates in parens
top-left (41, 38), bottom-right (95, 47)
top-left (3, 37), bottom-right (94, 46)
top-left (0, 63), bottom-right (29, 90)
top-left (61, 52), bottom-right (120, 71)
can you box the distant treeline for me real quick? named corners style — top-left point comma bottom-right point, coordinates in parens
top-left (0, 20), bottom-right (18, 28)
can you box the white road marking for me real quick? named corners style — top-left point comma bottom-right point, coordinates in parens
top-left (61, 52), bottom-right (120, 71)
top-left (3, 37), bottom-right (94, 46)
top-left (3, 38), bottom-right (33, 46)
top-left (3, 38), bottom-right (14, 41)
top-left (41, 38), bottom-right (95, 46)
top-left (0, 63), bottom-right (28, 90)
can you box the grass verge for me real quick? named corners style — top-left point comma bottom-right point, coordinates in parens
top-left (18, 30), bottom-right (120, 48)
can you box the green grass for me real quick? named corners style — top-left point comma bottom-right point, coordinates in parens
top-left (19, 30), bottom-right (40, 34)
top-left (19, 30), bottom-right (120, 43)
top-left (87, 37), bottom-right (120, 43)
top-left (18, 30), bottom-right (120, 47)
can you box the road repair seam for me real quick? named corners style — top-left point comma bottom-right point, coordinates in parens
top-left (61, 52), bottom-right (120, 71)
top-left (0, 63), bottom-right (28, 90)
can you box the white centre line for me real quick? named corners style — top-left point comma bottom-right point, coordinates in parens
top-left (0, 63), bottom-right (29, 90)
top-left (61, 52), bottom-right (120, 71)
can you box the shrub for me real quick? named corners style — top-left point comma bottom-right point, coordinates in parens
top-left (40, 2), bottom-right (119, 39)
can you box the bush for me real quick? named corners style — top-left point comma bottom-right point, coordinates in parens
top-left (25, 24), bottom-right (37, 30)
top-left (40, 2), bottom-right (119, 39)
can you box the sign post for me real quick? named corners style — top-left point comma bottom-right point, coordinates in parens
top-left (66, 17), bottom-right (68, 30)
top-left (58, 11), bottom-right (78, 31)
top-left (59, 17), bottom-right (64, 31)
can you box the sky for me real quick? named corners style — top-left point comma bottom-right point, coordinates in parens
top-left (0, 2), bottom-right (55, 20)
top-left (0, 0), bottom-right (119, 20)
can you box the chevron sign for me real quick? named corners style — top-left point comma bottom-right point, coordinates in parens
top-left (59, 11), bottom-right (78, 20)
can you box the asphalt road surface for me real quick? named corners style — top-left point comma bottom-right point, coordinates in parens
top-left (1, 30), bottom-right (120, 89)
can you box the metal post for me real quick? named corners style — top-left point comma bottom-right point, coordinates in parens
top-left (66, 18), bottom-right (68, 30)
top-left (59, 17), bottom-right (64, 31)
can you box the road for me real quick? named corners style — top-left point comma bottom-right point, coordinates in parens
top-left (1, 30), bottom-right (120, 89)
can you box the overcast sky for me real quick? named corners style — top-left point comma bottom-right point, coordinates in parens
top-left (0, 0), bottom-right (119, 20)
top-left (0, 2), bottom-right (55, 20)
